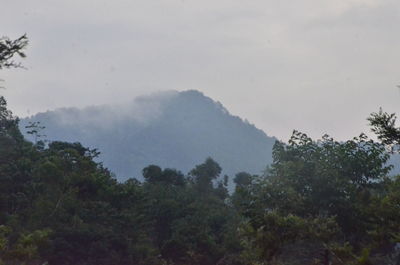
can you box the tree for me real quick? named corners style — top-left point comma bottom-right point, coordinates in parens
top-left (143, 165), bottom-right (186, 186)
top-left (231, 172), bottom-right (255, 214)
top-left (0, 34), bottom-right (28, 70)
top-left (368, 109), bottom-right (400, 152)
top-left (190, 157), bottom-right (221, 192)
top-left (0, 95), bottom-right (35, 221)
top-left (238, 131), bottom-right (393, 264)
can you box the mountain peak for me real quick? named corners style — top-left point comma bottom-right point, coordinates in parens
top-left (21, 91), bottom-right (276, 182)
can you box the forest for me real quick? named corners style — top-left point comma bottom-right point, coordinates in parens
top-left (2, 36), bottom-right (400, 265)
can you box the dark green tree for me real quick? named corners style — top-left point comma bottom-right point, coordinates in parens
top-left (238, 131), bottom-right (393, 264)
top-left (368, 109), bottom-right (400, 152)
top-left (190, 157), bottom-right (221, 192)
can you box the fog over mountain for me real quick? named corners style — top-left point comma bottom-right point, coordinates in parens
top-left (20, 90), bottom-right (276, 181)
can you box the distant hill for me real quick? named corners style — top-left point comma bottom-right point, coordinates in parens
top-left (20, 90), bottom-right (276, 182)
top-left (389, 154), bottom-right (400, 176)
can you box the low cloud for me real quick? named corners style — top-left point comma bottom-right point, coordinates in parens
top-left (2, 0), bottom-right (400, 140)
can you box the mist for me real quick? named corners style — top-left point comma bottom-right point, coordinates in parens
top-left (20, 90), bottom-right (276, 181)
top-left (2, 0), bottom-right (400, 141)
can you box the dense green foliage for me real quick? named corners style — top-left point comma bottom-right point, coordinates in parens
top-left (2, 99), bottom-right (400, 264)
top-left (236, 131), bottom-right (400, 264)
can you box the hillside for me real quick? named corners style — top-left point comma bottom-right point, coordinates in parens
top-left (20, 90), bottom-right (276, 181)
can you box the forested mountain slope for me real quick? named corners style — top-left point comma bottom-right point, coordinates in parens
top-left (21, 90), bottom-right (276, 180)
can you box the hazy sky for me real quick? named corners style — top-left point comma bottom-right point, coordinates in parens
top-left (2, 0), bottom-right (400, 141)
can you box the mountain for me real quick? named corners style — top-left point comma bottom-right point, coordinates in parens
top-left (20, 90), bottom-right (276, 182)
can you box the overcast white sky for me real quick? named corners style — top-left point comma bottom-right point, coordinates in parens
top-left (2, 0), bottom-right (400, 140)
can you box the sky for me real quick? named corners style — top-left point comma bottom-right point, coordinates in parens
top-left (2, 0), bottom-right (400, 141)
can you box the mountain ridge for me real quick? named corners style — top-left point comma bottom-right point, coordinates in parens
top-left (20, 90), bottom-right (276, 181)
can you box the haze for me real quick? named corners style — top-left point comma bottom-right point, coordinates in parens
top-left (2, 0), bottom-right (400, 140)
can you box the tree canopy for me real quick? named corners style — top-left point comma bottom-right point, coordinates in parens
top-left (369, 108), bottom-right (400, 152)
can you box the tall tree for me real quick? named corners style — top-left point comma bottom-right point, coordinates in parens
top-left (190, 157), bottom-right (221, 192)
top-left (237, 131), bottom-right (393, 264)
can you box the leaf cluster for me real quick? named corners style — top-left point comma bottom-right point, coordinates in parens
top-left (0, 34), bottom-right (28, 70)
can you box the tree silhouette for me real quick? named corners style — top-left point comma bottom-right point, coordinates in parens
top-left (0, 34), bottom-right (28, 69)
